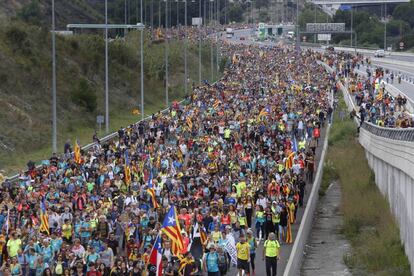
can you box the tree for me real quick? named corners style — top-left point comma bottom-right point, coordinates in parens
top-left (393, 1), bottom-right (414, 28)
top-left (299, 4), bottom-right (330, 29)
top-left (228, 3), bottom-right (245, 22)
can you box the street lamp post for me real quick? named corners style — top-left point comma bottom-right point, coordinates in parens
top-left (199, 0), bottom-right (202, 84)
top-left (295, 0), bottom-right (300, 50)
top-left (216, 0), bottom-right (219, 75)
top-left (105, 0), bottom-right (109, 132)
top-left (165, 0), bottom-right (169, 107)
top-left (184, 0), bottom-right (188, 95)
top-left (140, 0), bottom-right (145, 120)
top-left (51, 0), bottom-right (57, 153)
top-left (350, 5), bottom-right (353, 47)
top-left (210, 0), bottom-right (214, 81)
top-left (384, 3), bottom-right (387, 51)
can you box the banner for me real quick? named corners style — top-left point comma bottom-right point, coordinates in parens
top-left (224, 239), bottom-right (237, 265)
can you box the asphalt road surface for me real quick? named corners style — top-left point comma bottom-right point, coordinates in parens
top-left (221, 29), bottom-right (329, 276)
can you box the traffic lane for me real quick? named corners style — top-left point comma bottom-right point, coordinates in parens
top-left (358, 64), bottom-right (414, 101)
top-left (357, 64), bottom-right (414, 103)
top-left (360, 50), bottom-right (414, 62)
top-left (371, 61), bottom-right (414, 76)
top-left (222, 31), bottom-right (330, 276)
top-left (225, 126), bottom-right (328, 276)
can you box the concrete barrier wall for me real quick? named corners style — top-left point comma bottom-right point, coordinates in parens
top-left (359, 129), bottom-right (414, 275)
top-left (283, 61), bottom-right (333, 276)
top-left (283, 124), bottom-right (331, 276)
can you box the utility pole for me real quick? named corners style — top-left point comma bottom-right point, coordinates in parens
top-left (51, 0), bottom-right (57, 153)
top-left (105, 0), bottom-right (109, 132)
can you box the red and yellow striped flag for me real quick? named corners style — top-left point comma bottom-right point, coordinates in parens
top-left (74, 141), bottom-right (81, 164)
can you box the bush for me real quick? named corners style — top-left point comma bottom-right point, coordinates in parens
top-left (17, 0), bottom-right (42, 25)
top-left (70, 79), bottom-right (97, 112)
top-left (319, 160), bottom-right (339, 196)
top-left (6, 26), bottom-right (27, 49)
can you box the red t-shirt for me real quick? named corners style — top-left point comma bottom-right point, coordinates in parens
top-left (86, 271), bottom-right (102, 276)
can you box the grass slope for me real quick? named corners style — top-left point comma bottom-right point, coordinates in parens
top-left (321, 95), bottom-right (411, 275)
top-left (0, 21), bottom-right (221, 175)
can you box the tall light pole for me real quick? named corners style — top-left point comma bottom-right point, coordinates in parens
top-left (295, 0), bottom-right (300, 51)
top-left (210, 0), bottom-right (214, 81)
top-left (384, 3), bottom-right (387, 50)
top-left (125, 0), bottom-right (128, 24)
top-left (198, 0), bottom-right (202, 84)
top-left (140, 0), bottom-right (145, 120)
top-left (216, 0), bottom-right (219, 76)
top-left (350, 5), bottom-right (353, 47)
top-left (184, 0), bottom-right (188, 95)
top-left (165, 0), bottom-right (169, 107)
top-left (105, 0), bottom-right (109, 132)
top-left (51, 0), bottom-right (57, 153)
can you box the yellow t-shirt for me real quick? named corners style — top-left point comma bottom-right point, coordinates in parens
top-left (236, 242), bottom-right (250, 260)
top-left (7, 239), bottom-right (22, 257)
top-left (62, 224), bottom-right (73, 239)
top-left (236, 182), bottom-right (246, 197)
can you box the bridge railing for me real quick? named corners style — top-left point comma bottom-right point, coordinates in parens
top-left (361, 122), bottom-right (414, 142)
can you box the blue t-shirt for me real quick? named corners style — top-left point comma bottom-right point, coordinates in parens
top-left (80, 222), bottom-right (91, 238)
top-left (206, 252), bottom-right (219, 272)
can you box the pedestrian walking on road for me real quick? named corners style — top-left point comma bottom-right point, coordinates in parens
top-left (203, 245), bottom-right (220, 276)
top-left (262, 232), bottom-right (280, 276)
top-left (246, 229), bottom-right (257, 275)
top-left (236, 235), bottom-right (250, 276)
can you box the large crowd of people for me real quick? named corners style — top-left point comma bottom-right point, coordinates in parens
top-left (329, 53), bottom-right (413, 128)
top-left (0, 34), bottom-right (336, 276)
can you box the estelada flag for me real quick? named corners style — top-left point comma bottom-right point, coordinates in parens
top-left (161, 206), bottom-right (184, 255)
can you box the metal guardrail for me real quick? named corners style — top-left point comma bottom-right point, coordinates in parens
top-left (361, 122), bottom-right (414, 142)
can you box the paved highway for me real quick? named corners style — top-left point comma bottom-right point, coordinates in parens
top-left (223, 28), bottom-right (329, 276)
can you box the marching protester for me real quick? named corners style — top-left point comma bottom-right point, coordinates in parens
top-left (0, 28), bottom-right (336, 276)
top-left (263, 232), bottom-right (280, 276)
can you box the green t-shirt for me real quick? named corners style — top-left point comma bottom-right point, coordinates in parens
top-left (86, 182), bottom-right (95, 192)
top-left (7, 239), bottom-right (22, 257)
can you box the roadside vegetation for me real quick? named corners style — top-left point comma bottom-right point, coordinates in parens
top-left (0, 20), bottom-right (223, 175)
top-left (320, 94), bottom-right (411, 275)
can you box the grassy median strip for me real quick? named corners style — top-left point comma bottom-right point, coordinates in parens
top-left (321, 96), bottom-right (411, 275)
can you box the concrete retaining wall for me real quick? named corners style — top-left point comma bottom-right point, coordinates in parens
top-left (336, 63), bottom-right (414, 274)
top-left (359, 128), bottom-right (414, 274)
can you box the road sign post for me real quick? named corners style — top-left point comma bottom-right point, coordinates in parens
top-left (96, 115), bottom-right (104, 133)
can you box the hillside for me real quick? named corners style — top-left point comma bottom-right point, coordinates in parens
top-left (0, 3), bottom-right (221, 175)
top-left (0, 0), bottom-right (104, 27)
